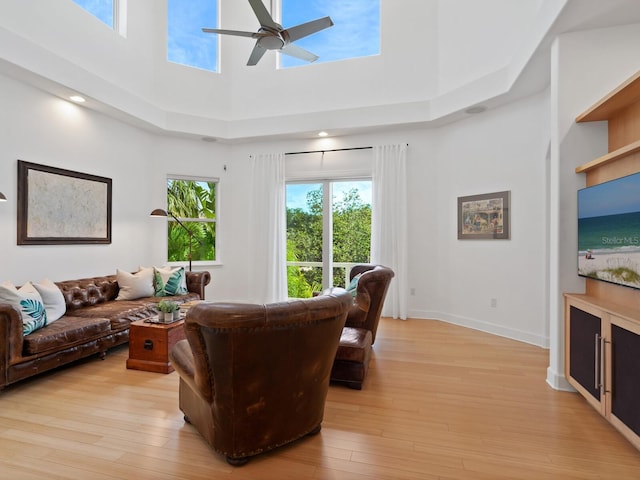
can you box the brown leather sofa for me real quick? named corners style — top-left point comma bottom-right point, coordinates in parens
top-left (331, 264), bottom-right (395, 389)
top-left (169, 288), bottom-right (353, 465)
top-left (0, 271), bottom-right (210, 391)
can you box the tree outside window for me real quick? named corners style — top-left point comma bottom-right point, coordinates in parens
top-left (166, 178), bottom-right (217, 263)
top-left (286, 180), bottom-right (371, 298)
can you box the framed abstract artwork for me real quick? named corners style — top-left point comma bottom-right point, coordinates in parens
top-left (17, 160), bottom-right (112, 245)
top-left (457, 190), bottom-right (510, 240)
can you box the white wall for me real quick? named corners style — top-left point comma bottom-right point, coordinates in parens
top-left (225, 0), bottom-right (438, 120)
top-left (436, 0), bottom-right (544, 94)
top-left (212, 91), bottom-right (550, 346)
top-left (0, 72), bottom-right (230, 301)
top-left (0, 64), bottom-right (550, 348)
top-left (427, 92), bottom-right (550, 346)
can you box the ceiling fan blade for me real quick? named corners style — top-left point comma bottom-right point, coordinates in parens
top-left (280, 43), bottom-right (319, 63)
top-left (202, 28), bottom-right (257, 38)
top-left (247, 42), bottom-right (268, 66)
top-left (284, 16), bottom-right (334, 43)
top-left (248, 0), bottom-right (280, 30)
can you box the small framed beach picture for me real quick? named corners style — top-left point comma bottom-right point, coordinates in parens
top-left (458, 190), bottom-right (510, 240)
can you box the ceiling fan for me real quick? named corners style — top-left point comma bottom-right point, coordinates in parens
top-left (202, 0), bottom-right (334, 66)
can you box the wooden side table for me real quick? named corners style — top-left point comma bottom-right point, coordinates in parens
top-left (126, 318), bottom-right (186, 373)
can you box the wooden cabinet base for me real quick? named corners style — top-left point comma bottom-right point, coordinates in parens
top-left (565, 294), bottom-right (640, 451)
top-left (127, 319), bottom-right (186, 374)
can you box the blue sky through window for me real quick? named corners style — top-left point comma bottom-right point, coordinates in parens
top-left (165, 0), bottom-right (379, 71)
top-left (73, 0), bottom-right (113, 28)
top-left (280, 0), bottom-right (380, 68)
top-left (168, 0), bottom-right (218, 72)
top-left (287, 181), bottom-right (372, 212)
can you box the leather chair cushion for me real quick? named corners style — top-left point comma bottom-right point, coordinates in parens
top-left (335, 327), bottom-right (372, 363)
top-left (23, 316), bottom-right (111, 355)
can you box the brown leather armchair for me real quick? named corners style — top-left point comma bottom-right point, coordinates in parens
top-left (331, 264), bottom-right (395, 389)
top-left (169, 288), bottom-right (353, 466)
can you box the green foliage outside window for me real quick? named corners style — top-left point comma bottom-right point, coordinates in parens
top-left (287, 186), bottom-right (371, 297)
top-left (167, 179), bottom-right (216, 262)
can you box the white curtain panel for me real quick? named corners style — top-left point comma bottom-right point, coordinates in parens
top-left (248, 152), bottom-right (288, 303)
top-left (371, 144), bottom-right (408, 319)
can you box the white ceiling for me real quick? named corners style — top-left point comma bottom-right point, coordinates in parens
top-left (1, 0), bottom-right (639, 142)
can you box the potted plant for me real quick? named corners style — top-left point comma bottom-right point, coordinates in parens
top-left (157, 300), bottom-right (179, 323)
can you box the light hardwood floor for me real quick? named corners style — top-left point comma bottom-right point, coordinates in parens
top-left (1, 318), bottom-right (640, 479)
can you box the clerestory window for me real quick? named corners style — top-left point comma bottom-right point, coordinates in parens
top-left (167, 0), bottom-right (218, 72)
top-left (72, 0), bottom-right (126, 34)
top-left (279, 0), bottom-right (380, 68)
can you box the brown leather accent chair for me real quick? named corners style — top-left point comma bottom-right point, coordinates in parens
top-left (331, 265), bottom-right (395, 390)
top-left (169, 288), bottom-right (353, 466)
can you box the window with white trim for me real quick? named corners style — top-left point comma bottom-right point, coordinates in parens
top-left (165, 177), bottom-right (218, 264)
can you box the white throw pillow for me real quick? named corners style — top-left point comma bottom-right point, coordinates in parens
top-left (116, 268), bottom-right (154, 300)
top-left (32, 278), bottom-right (66, 323)
top-left (0, 281), bottom-right (48, 335)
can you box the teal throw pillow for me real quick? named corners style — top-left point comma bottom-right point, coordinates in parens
top-left (153, 266), bottom-right (188, 296)
top-left (0, 281), bottom-right (48, 335)
top-left (346, 273), bottom-right (362, 297)
top-left (20, 297), bottom-right (48, 335)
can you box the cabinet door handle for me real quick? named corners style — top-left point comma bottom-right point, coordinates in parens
top-left (594, 333), bottom-right (601, 391)
top-left (602, 337), bottom-right (610, 394)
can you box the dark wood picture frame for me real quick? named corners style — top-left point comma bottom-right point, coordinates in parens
top-left (457, 190), bottom-right (510, 240)
top-left (17, 160), bottom-right (112, 245)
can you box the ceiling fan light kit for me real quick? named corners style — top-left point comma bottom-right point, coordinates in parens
top-left (202, 0), bottom-right (334, 66)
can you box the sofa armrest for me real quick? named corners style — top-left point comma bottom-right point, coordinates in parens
top-left (186, 271), bottom-right (211, 300)
top-left (0, 304), bottom-right (25, 383)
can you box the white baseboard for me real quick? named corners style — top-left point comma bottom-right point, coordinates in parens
top-left (546, 366), bottom-right (575, 392)
top-left (407, 309), bottom-right (550, 348)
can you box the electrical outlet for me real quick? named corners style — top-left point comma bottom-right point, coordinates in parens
top-left (490, 298), bottom-right (497, 308)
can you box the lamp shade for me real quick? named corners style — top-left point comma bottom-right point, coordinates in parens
top-left (0, 192), bottom-right (6, 202)
top-left (150, 208), bottom-right (168, 217)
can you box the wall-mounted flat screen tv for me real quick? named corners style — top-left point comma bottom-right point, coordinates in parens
top-left (578, 171), bottom-right (640, 290)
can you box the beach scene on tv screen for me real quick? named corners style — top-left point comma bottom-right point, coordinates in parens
top-left (578, 172), bottom-right (640, 289)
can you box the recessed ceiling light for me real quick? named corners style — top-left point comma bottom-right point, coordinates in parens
top-left (318, 131), bottom-right (329, 137)
top-left (69, 95), bottom-right (86, 103)
top-left (465, 105), bottom-right (487, 114)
